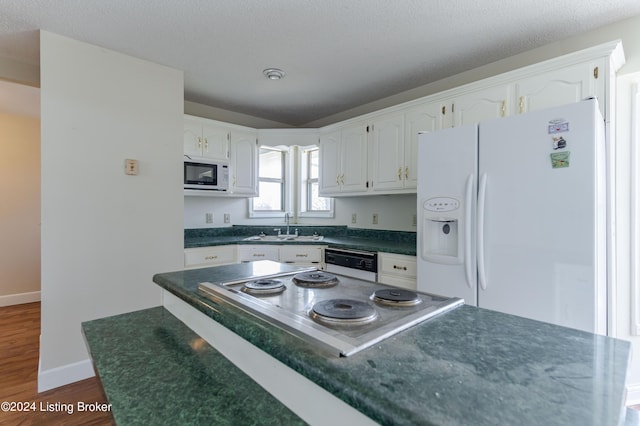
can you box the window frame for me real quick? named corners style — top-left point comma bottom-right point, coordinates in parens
top-left (298, 146), bottom-right (334, 218)
top-left (248, 146), bottom-right (290, 218)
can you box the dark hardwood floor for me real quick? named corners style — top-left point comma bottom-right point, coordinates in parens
top-left (0, 302), bottom-right (114, 425)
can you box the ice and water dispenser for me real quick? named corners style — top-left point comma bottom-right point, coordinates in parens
top-left (421, 197), bottom-right (463, 264)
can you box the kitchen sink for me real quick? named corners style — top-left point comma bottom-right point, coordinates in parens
top-left (242, 235), bottom-right (324, 242)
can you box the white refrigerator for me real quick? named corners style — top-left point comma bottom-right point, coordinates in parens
top-left (416, 98), bottom-right (607, 334)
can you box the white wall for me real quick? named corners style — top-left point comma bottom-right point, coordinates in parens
top-left (614, 72), bottom-right (640, 405)
top-left (39, 31), bottom-right (184, 391)
top-left (184, 194), bottom-right (417, 232)
top-left (0, 111), bottom-right (40, 305)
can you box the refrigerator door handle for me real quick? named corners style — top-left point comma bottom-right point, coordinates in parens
top-left (477, 173), bottom-right (488, 290)
top-left (464, 174), bottom-right (474, 288)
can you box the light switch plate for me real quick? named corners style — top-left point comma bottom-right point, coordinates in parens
top-left (125, 159), bottom-right (138, 175)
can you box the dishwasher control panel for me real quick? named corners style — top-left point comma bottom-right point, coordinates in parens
top-left (324, 248), bottom-right (377, 272)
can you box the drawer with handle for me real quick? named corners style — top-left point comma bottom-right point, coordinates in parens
top-left (184, 246), bottom-right (237, 269)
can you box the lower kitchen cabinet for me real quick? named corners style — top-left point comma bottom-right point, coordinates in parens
top-left (377, 252), bottom-right (417, 290)
top-left (184, 245), bottom-right (237, 269)
top-left (237, 245), bottom-right (280, 263)
top-left (279, 245), bottom-right (326, 268)
top-left (238, 244), bottom-right (327, 268)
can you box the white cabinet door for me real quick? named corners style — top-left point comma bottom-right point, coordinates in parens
top-left (201, 124), bottom-right (230, 161)
top-left (370, 113), bottom-right (405, 191)
top-left (451, 85), bottom-right (513, 126)
top-left (319, 130), bottom-right (341, 195)
top-left (515, 59), bottom-right (605, 116)
top-left (184, 120), bottom-right (204, 158)
top-left (377, 252), bottom-right (417, 290)
top-left (184, 116), bottom-right (230, 161)
top-left (279, 245), bottom-right (325, 266)
top-left (404, 101), bottom-right (446, 189)
top-left (230, 130), bottom-right (258, 195)
top-left (339, 122), bottom-right (369, 193)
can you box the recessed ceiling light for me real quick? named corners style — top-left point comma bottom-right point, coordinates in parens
top-left (263, 68), bottom-right (286, 80)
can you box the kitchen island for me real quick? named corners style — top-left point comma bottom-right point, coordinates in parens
top-left (140, 262), bottom-right (632, 425)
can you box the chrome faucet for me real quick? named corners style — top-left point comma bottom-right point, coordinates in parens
top-left (284, 212), bottom-right (290, 235)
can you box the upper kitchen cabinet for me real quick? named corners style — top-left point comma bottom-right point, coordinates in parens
top-left (184, 115), bottom-right (230, 161)
top-left (402, 101), bottom-right (449, 189)
top-left (369, 112), bottom-right (405, 192)
top-left (319, 121), bottom-right (368, 196)
top-left (229, 129), bottom-right (258, 196)
top-left (318, 129), bottom-right (341, 195)
top-left (450, 84), bottom-right (514, 126)
top-left (514, 59), bottom-right (605, 116)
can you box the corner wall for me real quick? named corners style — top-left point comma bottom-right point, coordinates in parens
top-left (38, 31), bottom-right (184, 391)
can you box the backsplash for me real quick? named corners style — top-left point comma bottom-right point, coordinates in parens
top-left (184, 193), bottom-right (418, 232)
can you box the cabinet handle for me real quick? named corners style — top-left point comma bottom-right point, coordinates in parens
top-left (441, 105), bottom-right (446, 115)
top-left (501, 100), bottom-right (506, 117)
top-left (398, 167), bottom-right (402, 180)
top-left (593, 66), bottom-right (599, 79)
top-left (295, 254), bottom-right (308, 257)
top-left (519, 96), bottom-right (525, 114)
top-left (204, 138), bottom-right (208, 150)
top-left (197, 137), bottom-right (202, 149)
top-left (393, 265), bottom-right (408, 271)
top-left (405, 167), bottom-right (409, 180)
top-left (253, 253), bottom-right (265, 257)
top-left (340, 174), bottom-right (345, 185)
top-left (204, 255), bottom-right (218, 260)
top-left (336, 174), bottom-right (340, 185)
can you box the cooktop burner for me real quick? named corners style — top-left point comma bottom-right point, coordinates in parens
top-left (372, 289), bottom-right (422, 307)
top-left (292, 271), bottom-right (339, 288)
top-left (310, 299), bottom-right (378, 326)
top-left (242, 279), bottom-right (286, 296)
top-left (198, 261), bottom-right (464, 357)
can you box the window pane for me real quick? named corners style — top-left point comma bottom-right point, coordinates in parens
top-left (309, 149), bottom-right (319, 179)
top-left (310, 182), bottom-right (331, 211)
top-left (259, 149), bottom-right (283, 179)
top-left (254, 181), bottom-right (282, 211)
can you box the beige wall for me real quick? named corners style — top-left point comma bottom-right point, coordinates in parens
top-left (0, 112), bottom-right (40, 304)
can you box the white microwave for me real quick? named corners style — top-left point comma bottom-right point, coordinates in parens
top-left (184, 157), bottom-right (230, 191)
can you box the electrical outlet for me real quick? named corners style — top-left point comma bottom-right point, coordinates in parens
top-left (224, 213), bottom-right (230, 224)
top-left (372, 213), bottom-right (379, 225)
top-left (351, 213), bottom-right (357, 224)
top-left (205, 213), bottom-right (214, 224)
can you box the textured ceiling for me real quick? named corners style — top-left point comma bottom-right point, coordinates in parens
top-left (0, 1), bottom-right (639, 126)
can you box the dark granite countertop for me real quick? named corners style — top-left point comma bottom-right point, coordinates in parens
top-left (82, 307), bottom-right (305, 425)
top-left (152, 263), bottom-right (631, 426)
top-left (184, 226), bottom-right (417, 256)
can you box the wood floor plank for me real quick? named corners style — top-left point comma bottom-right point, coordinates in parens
top-left (0, 302), bottom-right (114, 425)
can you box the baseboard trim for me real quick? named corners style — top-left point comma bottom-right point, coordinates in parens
top-left (627, 383), bottom-right (640, 406)
top-left (0, 291), bottom-right (41, 307)
top-left (37, 358), bottom-right (95, 393)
